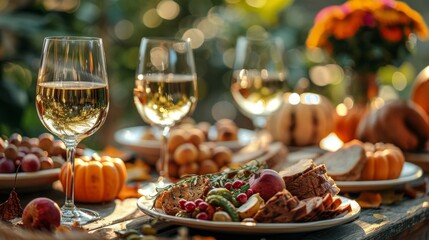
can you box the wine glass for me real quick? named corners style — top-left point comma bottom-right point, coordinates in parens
top-left (231, 36), bottom-right (287, 146)
top-left (35, 36), bottom-right (109, 225)
top-left (134, 38), bottom-right (197, 181)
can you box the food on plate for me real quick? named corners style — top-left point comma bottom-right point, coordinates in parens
top-left (249, 169), bottom-right (286, 201)
top-left (0, 158), bottom-right (15, 173)
top-left (314, 143), bottom-right (367, 181)
top-left (21, 154), bottom-right (41, 172)
top-left (356, 100), bottom-right (429, 151)
top-left (22, 197), bottom-right (61, 231)
top-left (154, 161), bottom-right (351, 223)
top-left (0, 133), bottom-right (72, 174)
top-left (266, 92), bottom-right (335, 146)
top-left (315, 140), bottom-right (405, 181)
top-left (280, 159), bottom-right (340, 200)
top-left (59, 155), bottom-right (127, 203)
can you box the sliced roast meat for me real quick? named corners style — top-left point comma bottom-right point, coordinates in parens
top-left (315, 142), bottom-right (367, 181)
top-left (280, 158), bottom-right (317, 186)
top-left (253, 189), bottom-right (295, 223)
top-left (296, 196), bottom-right (324, 222)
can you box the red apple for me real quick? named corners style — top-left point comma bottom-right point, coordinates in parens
top-left (249, 169), bottom-right (286, 201)
top-left (22, 197), bottom-right (61, 231)
top-left (0, 158), bottom-right (15, 173)
top-left (21, 154), bottom-right (40, 172)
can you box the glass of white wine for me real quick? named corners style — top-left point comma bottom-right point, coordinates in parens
top-left (134, 38), bottom-right (197, 181)
top-left (231, 36), bottom-right (287, 145)
top-left (35, 36), bottom-right (109, 225)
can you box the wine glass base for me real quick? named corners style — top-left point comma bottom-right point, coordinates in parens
top-left (61, 207), bottom-right (100, 226)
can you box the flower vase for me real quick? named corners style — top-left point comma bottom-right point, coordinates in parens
top-left (334, 70), bottom-right (379, 143)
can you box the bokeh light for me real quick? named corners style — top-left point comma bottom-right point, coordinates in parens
top-left (309, 64), bottom-right (343, 86)
top-left (143, 9), bottom-right (162, 28)
top-left (245, 0), bottom-right (267, 8)
top-left (197, 18), bottom-right (218, 39)
top-left (114, 20), bottom-right (134, 40)
top-left (391, 71), bottom-right (407, 91)
top-left (222, 48), bottom-right (235, 68)
top-left (182, 28), bottom-right (205, 49)
top-left (211, 100), bottom-right (237, 121)
top-left (43, 0), bottom-right (80, 12)
top-left (246, 25), bottom-right (267, 39)
top-left (157, 0), bottom-right (180, 20)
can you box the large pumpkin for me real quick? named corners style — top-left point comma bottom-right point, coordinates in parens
top-left (266, 92), bottom-right (335, 146)
top-left (411, 66), bottom-right (429, 118)
top-left (60, 155), bottom-right (127, 203)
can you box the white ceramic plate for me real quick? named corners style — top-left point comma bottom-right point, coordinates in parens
top-left (0, 168), bottom-right (60, 190)
top-left (114, 126), bottom-right (255, 164)
top-left (137, 196), bottom-right (360, 234)
top-left (336, 162), bottom-right (423, 192)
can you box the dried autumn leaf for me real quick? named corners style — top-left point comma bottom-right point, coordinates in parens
top-left (117, 183), bottom-right (143, 200)
top-left (0, 164), bottom-right (23, 221)
top-left (380, 190), bottom-right (403, 205)
top-left (356, 192), bottom-right (382, 209)
top-left (0, 189), bottom-right (23, 220)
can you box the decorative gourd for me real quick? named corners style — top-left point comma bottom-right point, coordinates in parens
top-left (411, 66), bottom-right (429, 118)
top-left (59, 155), bottom-right (127, 203)
top-left (360, 142), bottom-right (404, 181)
top-left (266, 92), bottom-right (335, 146)
top-left (334, 103), bottom-right (369, 143)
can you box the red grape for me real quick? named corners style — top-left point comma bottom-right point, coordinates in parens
top-left (237, 193), bottom-right (248, 204)
top-left (184, 201), bottom-right (196, 213)
top-left (195, 212), bottom-right (209, 220)
top-left (179, 198), bottom-right (187, 210)
top-left (198, 202), bottom-right (208, 211)
top-left (232, 180), bottom-right (244, 189)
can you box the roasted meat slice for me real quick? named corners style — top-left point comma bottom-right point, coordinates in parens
top-left (253, 189), bottom-right (295, 223)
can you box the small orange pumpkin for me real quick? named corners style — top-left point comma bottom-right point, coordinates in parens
top-left (360, 142), bottom-right (404, 181)
top-left (59, 155), bottom-right (127, 203)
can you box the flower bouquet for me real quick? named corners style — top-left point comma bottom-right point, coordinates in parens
top-left (305, 0), bottom-right (429, 142)
top-left (306, 0), bottom-right (428, 73)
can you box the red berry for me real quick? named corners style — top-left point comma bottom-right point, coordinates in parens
top-left (179, 199), bottom-right (187, 210)
top-left (195, 212), bottom-right (209, 220)
top-left (237, 193), bottom-right (248, 204)
top-left (232, 180), bottom-right (244, 189)
top-left (224, 182), bottom-right (232, 189)
top-left (198, 202), bottom-right (208, 211)
top-left (195, 198), bottom-right (203, 206)
top-left (184, 201), bottom-right (196, 213)
top-left (246, 189), bottom-right (254, 197)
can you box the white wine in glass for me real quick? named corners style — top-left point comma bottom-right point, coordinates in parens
top-left (134, 38), bottom-right (197, 180)
top-left (36, 36), bottom-right (109, 225)
top-left (231, 36), bottom-right (287, 135)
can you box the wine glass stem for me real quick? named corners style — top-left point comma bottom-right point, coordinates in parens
top-left (160, 126), bottom-right (171, 180)
top-left (63, 141), bottom-right (78, 216)
top-left (252, 116), bottom-right (267, 148)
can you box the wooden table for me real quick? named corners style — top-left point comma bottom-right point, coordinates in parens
top-left (2, 144), bottom-right (429, 239)
top-left (3, 175), bottom-right (427, 240)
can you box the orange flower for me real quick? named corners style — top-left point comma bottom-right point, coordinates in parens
top-left (306, 0), bottom-right (429, 72)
